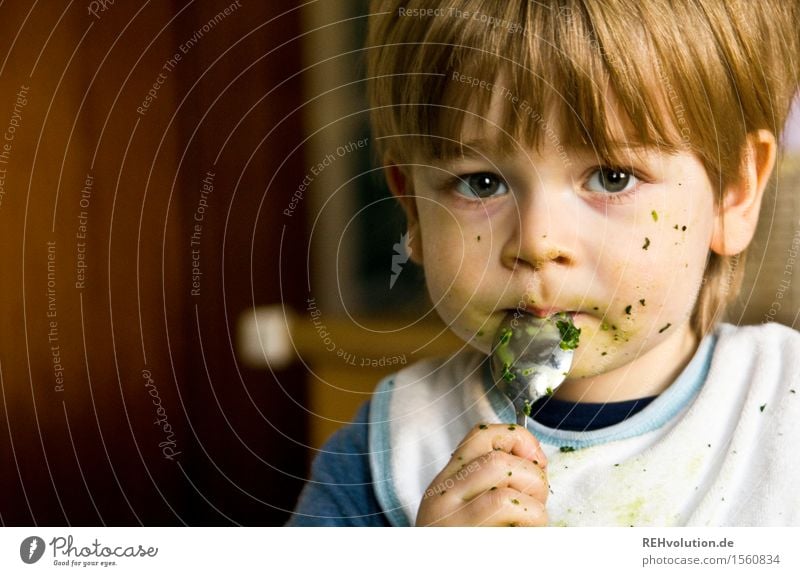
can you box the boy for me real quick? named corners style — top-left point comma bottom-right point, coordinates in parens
top-left (288, 0), bottom-right (800, 526)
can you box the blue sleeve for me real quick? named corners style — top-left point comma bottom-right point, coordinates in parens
top-left (286, 401), bottom-right (390, 526)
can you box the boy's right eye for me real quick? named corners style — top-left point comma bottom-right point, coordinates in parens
top-left (453, 173), bottom-right (509, 199)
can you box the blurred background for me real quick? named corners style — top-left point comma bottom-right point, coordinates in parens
top-left (0, 1), bottom-right (797, 526)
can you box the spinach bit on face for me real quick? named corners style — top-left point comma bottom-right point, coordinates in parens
top-left (479, 424), bottom-right (488, 430)
top-left (624, 304), bottom-right (632, 315)
top-left (658, 323), bottom-right (672, 333)
top-left (651, 210), bottom-right (658, 222)
top-left (639, 299), bottom-right (646, 306)
top-left (556, 317), bottom-right (581, 350)
top-left (642, 237), bottom-right (651, 250)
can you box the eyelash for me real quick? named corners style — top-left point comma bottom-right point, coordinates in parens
top-left (583, 166), bottom-right (648, 204)
top-left (441, 166), bottom-right (647, 205)
top-left (450, 173), bottom-right (509, 200)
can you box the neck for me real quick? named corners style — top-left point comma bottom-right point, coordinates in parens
top-left (554, 321), bottom-right (700, 403)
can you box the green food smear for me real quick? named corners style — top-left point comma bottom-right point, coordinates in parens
top-left (523, 400), bottom-right (532, 416)
top-left (496, 345), bottom-right (515, 368)
top-left (556, 318), bottom-right (581, 350)
top-left (560, 446), bottom-right (575, 453)
top-left (651, 210), bottom-right (658, 222)
top-left (495, 327), bottom-right (515, 367)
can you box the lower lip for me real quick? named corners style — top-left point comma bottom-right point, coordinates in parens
top-left (520, 309), bottom-right (582, 321)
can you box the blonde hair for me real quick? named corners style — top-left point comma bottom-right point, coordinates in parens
top-left (366, 0), bottom-right (799, 336)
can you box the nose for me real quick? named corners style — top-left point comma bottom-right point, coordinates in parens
top-left (500, 186), bottom-right (576, 271)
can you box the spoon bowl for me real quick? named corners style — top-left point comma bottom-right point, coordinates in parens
top-left (490, 311), bottom-right (578, 426)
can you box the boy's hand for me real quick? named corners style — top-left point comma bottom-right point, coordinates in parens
top-left (415, 423), bottom-right (549, 526)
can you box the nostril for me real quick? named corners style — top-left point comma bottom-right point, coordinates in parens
top-left (553, 255), bottom-right (570, 265)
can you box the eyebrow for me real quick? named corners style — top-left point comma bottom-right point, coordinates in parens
top-left (455, 138), bottom-right (500, 157)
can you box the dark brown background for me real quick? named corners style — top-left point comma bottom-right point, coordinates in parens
top-left (0, 0), bottom-right (309, 525)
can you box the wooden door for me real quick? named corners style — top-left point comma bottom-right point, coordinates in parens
top-left (0, 0), bottom-right (308, 526)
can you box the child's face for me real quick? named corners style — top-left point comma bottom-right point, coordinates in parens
top-left (402, 114), bottom-right (718, 386)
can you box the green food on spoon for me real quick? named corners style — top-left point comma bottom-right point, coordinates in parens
top-left (556, 316), bottom-right (581, 350)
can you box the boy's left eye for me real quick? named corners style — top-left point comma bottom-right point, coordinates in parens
top-left (585, 167), bottom-right (639, 194)
top-left (454, 173), bottom-right (509, 199)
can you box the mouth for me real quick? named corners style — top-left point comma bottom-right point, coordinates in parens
top-left (522, 306), bottom-right (574, 319)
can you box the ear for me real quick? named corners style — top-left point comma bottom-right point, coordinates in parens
top-left (710, 129), bottom-right (777, 255)
top-left (385, 162), bottom-right (424, 264)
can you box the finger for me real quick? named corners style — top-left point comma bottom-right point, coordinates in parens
top-left (443, 487), bottom-right (548, 527)
top-left (452, 450), bottom-right (549, 503)
top-left (443, 423), bottom-right (546, 478)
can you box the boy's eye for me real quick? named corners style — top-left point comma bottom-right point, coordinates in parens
top-left (454, 173), bottom-right (509, 199)
top-left (585, 167), bottom-right (638, 194)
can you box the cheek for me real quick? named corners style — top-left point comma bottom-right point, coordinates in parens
top-left (417, 205), bottom-right (474, 309)
top-left (416, 203), bottom-right (502, 345)
top-left (601, 193), bottom-right (715, 323)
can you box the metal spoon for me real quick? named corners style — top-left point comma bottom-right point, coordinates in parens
top-left (490, 311), bottom-right (579, 427)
